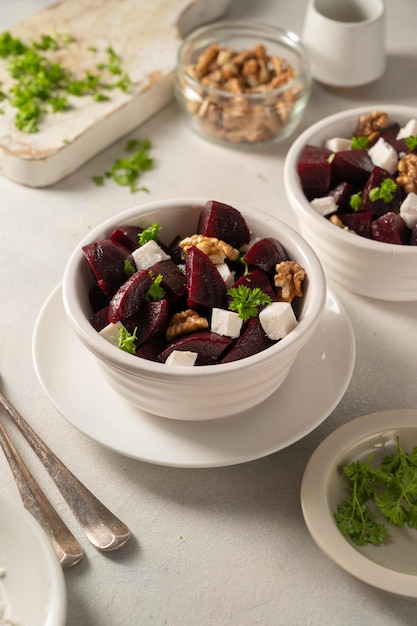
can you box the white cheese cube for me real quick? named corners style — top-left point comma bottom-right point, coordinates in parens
top-left (165, 350), bottom-right (198, 366)
top-left (368, 137), bottom-right (398, 175)
top-left (400, 192), bottom-right (417, 230)
top-left (259, 302), bottom-right (298, 340)
top-left (325, 137), bottom-right (351, 152)
top-left (310, 196), bottom-right (337, 216)
top-left (99, 321), bottom-right (126, 346)
top-left (396, 118), bottom-right (417, 140)
top-left (131, 239), bottom-right (170, 270)
top-left (216, 262), bottom-right (235, 288)
top-left (211, 308), bottom-right (243, 339)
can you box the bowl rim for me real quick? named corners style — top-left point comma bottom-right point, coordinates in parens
top-left (62, 197), bottom-right (326, 378)
top-left (176, 19), bottom-right (311, 100)
top-left (284, 103), bottom-right (417, 254)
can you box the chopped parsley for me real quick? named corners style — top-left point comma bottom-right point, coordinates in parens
top-left (335, 437), bottom-right (417, 546)
top-left (138, 223), bottom-right (161, 245)
top-left (405, 135), bottom-right (417, 151)
top-left (0, 30), bottom-right (132, 133)
top-left (145, 272), bottom-right (165, 302)
top-left (351, 136), bottom-right (370, 150)
top-left (94, 138), bottom-right (154, 192)
top-left (349, 191), bottom-right (362, 211)
top-left (123, 258), bottom-right (136, 277)
top-left (227, 285), bottom-right (271, 321)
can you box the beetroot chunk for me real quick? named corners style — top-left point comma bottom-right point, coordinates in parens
top-left (108, 269), bottom-right (153, 323)
top-left (339, 212), bottom-right (374, 239)
top-left (186, 246), bottom-right (227, 310)
top-left (360, 167), bottom-right (403, 216)
top-left (221, 318), bottom-right (275, 363)
top-left (231, 269), bottom-right (278, 302)
top-left (198, 200), bottom-right (250, 247)
top-left (331, 149), bottom-right (374, 187)
top-left (149, 260), bottom-right (186, 304)
top-left (123, 299), bottom-right (170, 346)
top-left (82, 240), bottom-right (130, 299)
top-left (243, 238), bottom-right (288, 274)
top-left (110, 225), bottom-right (143, 251)
top-left (296, 145), bottom-right (333, 198)
top-left (371, 212), bottom-right (410, 245)
top-left (159, 331), bottom-right (233, 365)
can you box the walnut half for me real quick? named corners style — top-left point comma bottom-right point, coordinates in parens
top-left (166, 309), bottom-right (209, 340)
top-left (274, 260), bottom-right (305, 303)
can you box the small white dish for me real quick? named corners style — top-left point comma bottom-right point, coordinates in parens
top-left (301, 409), bottom-right (417, 598)
top-left (32, 284), bottom-right (354, 468)
top-left (0, 493), bottom-right (67, 625)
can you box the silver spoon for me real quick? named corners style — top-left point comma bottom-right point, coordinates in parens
top-left (0, 419), bottom-right (83, 568)
top-left (0, 387), bottom-right (131, 552)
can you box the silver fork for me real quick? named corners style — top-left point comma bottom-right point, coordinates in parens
top-left (0, 385), bottom-right (131, 553)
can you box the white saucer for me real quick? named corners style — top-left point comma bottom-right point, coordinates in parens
top-left (0, 493), bottom-right (67, 625)
top-left (32, 285), bottom-right (355, 468)
top-left (301, 409), bottom-right (417, 598)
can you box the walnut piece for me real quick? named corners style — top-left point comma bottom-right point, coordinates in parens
top-left (179, 42), bottom-right (305, 145)
top-left (179, 234), bottom-right (240, 263)
top-left (165, 309), bottom-right (209, 340)
top-left (354, 110), bottom-right (389, 146)
top-left (274, 260), bottom-right (306, 303)
top-left (329, 214), bottom-right (356, 233)
top-left (397, 153), bottom-right (417, 194)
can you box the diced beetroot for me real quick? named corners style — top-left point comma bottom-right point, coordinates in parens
top-left (371, 212), bottom-right (410, 244)
top-left (198, 200), bottom-right (250, 247)
top-left (329, 181), bottom-right (354, 212)
top-left (221, 318), bottom-right (275, 363)
top-left (159, 331), bottom-right (233, 365)
top-left (149, 259), bottom-right (186, 304)
top-left (82, 240), bottom-right (131, 298)
top-left (185, 246), bottom-right (227, 310)
top-left (331, 149), bottom-right (374, 187)
top-left (123, 299), bottom-right (170, 346)
top-left (110, 225), bottom-right (143, 251)
top-left (411, 226), bottom-right (417, 246)
top-left (108, 269), bottom-right (153, 323)
top-left (243, 237), bottom-right (288, 274)
top-left (88, 285), bottom-right (110, 313)
top-left (136, 337), bottom-right (167, 362)
top-left (168, 235), bottom-right (185, 265)
top-left (90, 306), bottom-right (110, 331)
top-left (361, 166), bottom-right (403, 216)
top-left (296, 145), bottom-right (333, 198)
top-left (231, 269), bottom-right (278, 302)
top-left (339, 212), bottom-right (374, 239)
top-left (380, 123), bottom-right (400, 145)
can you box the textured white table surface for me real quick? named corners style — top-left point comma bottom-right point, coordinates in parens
top-left (1, 1), bottom-right (417, 625)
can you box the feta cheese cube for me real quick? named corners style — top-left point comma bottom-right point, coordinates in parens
top-left (165, 350), bottom-right (198, 366)
top-left (211, 308), bottom-right (243, 338)
top-left (259, 302), bottom-right (298, 340)
top-left (400, 192), bottom-right (417, 230)
top-left (216, 262), bottom-right (235, 288)
top-left (99, 321), bottom-right (125, 346)
top-left (131, 239), bottom-right (170, 270)
top-left (368, 137), bottom-right (398, 175)
top-left (396, 118), bottom-right (417, 140)
top-left (310, 196), bottom-right (337, 216)
top-left (325, 137), bottom-right (351, 152)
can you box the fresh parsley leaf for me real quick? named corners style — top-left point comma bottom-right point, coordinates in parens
top-left (349, 192), bottom-right (362, 211)
top-left (227, 285), bottom-right (271, 321)
top-left (368, 178), bottom-right (398, 203)
top-left (138, 223), bottom-right (161, 245)
top-left (145, 272), bottom-right (165, 302)
top-left (96, 138), bottom-right (154, 192)
top-left (404, 135), bottom-right (417, 151)
top-left (351, 136), bottom-right (370, 150)
top-left (117, 326), bottom-right (138, 354)
top-left (123, 259), bottom-right (136, 277)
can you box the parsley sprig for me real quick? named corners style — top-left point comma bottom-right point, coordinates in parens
top-left (368, 178), bottom-right (398, 203)
top-left (94, 138), bottom-right (154, 192)
top-left (335, 437), bottom-right (417, 546)
top-left (139, 223), bottom-right (161, 245)
top-left (117, 326), bottom-right (138, 354)
top-left (227, 285), bottom-right (271, 321)
top-left (145, 272), bottom-right (165, 302)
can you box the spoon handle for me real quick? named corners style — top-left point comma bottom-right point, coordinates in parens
top-left (0, 390), bottom-right (131, 552)
top-left (0, 421), bottom-right (83, 568)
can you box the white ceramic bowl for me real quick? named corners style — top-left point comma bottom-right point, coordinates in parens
top-left (62, 198), bottom-right (326, 420)
top-left (284, 104), bottom-right (417, 301)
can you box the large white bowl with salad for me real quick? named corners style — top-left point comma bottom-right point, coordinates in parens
top-left (62, 198), bottom-right (326, 420)
top-left (284, 105), bottom-right (417, 301)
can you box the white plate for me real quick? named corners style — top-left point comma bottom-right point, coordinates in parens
top-left (301, 409), bottom-right (417, 598)
top-left (0, 493), bottom-right (67, 625)
top-left (32, 285), bottom-right (355, 468)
